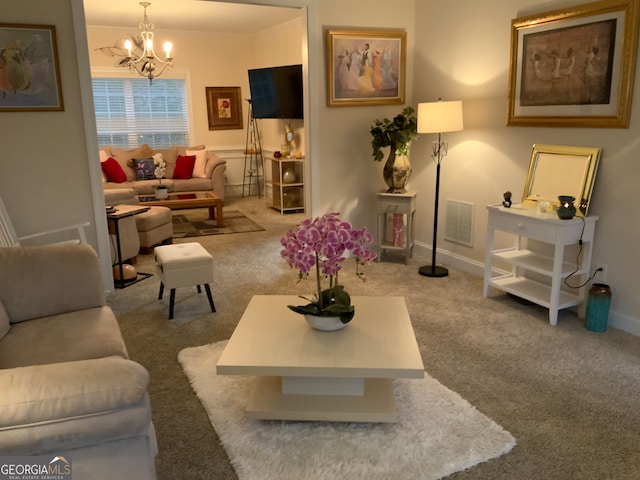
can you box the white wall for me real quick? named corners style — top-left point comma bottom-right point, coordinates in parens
top-left (310, 0), bottom-right (417, 224)
top-left (251, 18), bottom-right (306, 155)
top-left (87, 26), bottom-right (254, 150)
top-left (410, 0), bottom-right (640, 334)
top-left (0, 0), bottom-right (110, 285)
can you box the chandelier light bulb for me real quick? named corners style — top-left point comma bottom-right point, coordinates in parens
top-left (164, 41), bottom-right (172, 59)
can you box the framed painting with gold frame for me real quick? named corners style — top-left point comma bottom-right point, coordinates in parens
top-left (0, 23), bottom-right (64, 112)
top-left (326, 29), bottom-right (406, 107)
top-left (522, 144), bottom-right (601, 216)
top-left (206, 86), bottom-right (243, 130)
top-left (507, 0), bottom-right (639, 128)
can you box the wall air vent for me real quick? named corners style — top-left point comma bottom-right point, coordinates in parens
top-left (445, 200), bottom-right (474, 247)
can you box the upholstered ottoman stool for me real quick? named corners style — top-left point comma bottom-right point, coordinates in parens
top-left (154, 242), bottom-right (216, 319)
top-left (136, 206), bottom-right (173, 254)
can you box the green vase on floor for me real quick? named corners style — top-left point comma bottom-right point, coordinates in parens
top-left (586, 283), bottom-right (612, 332)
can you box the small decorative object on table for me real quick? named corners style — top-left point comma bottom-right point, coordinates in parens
top-left (282, 168), bottom-right (296, 183)
top-left (280, 213), bottom-right (377, 330)
top-left (152, 153), bottom-right (169, 199)
top-left (502, 191), bottom-right (512, 208)
top-left (556, 195), bottom-right (576, 219)
top-left (370, 107), bottom-right (418, 194)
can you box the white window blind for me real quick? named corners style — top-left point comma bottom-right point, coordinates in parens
top-left (92, 77), bottom-right (189, 148)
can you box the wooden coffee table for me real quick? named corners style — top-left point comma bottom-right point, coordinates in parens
top-left (216, 295), bottom-right (425, 423)
top-left (138, 192), bottom-right (223, 227)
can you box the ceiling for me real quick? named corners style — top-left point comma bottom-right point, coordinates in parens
top-left (83, 0), bottom-right (303, 33)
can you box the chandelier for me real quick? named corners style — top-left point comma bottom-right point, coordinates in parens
top-left (124, 2), bottom-right (173, 83)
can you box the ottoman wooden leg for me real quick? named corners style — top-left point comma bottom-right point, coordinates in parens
top-left (169, 289), bottom-right (176, 320)
top-left (204, 284), bottom-right (216, 312)
top-left (158, 282), bottom-right (164, 300)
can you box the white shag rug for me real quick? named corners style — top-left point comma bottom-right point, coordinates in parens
top-left (178, 341), bottom-right (516, 480)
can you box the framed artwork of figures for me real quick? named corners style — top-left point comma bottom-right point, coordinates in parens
top-left (326, 29), bottom-right (406, 107)
top-left (507, 0), bottom-right (639, 128)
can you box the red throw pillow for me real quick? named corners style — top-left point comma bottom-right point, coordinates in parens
top-left (173, 154), bottom-right (196, 179)
top-left (101, 157), bottom-right (127, 183)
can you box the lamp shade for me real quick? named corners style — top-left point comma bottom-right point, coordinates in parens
top-left (417, 100), bottom-right (464, 134)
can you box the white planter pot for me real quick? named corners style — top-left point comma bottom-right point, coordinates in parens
top-left (155, 188), bottom-right (169, 199)
top-left (303, 315), bottom-right (348, 331)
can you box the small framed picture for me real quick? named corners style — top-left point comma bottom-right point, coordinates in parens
top-left (206, 86), bottom-right (243, 130)
top-left (0, 24), bottom-right (64, 112)
top-left (507, 0), bottom-right (639, 128)
top-left (326, 29), bottom-right (406, 107)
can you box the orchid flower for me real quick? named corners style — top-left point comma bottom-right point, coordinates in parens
top-left (280, 213), bottom-right (377, 321)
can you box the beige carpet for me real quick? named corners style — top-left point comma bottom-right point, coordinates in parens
top-left (178, 340), bottom-right (515, 480)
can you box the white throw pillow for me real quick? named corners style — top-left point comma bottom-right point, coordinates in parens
top-left (188, 149), bottom-right (208, 178)
top-left (0, 300), bottom-right (10, 340)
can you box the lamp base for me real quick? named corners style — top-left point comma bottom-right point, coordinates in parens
top-left (418, 265), bottom-right (449, 278)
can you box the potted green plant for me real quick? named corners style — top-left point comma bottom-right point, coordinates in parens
top-left (370, 106), bottom-right (418, 193)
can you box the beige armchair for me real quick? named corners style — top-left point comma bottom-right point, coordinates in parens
top-left (0, 244), bottom-right (157, 479)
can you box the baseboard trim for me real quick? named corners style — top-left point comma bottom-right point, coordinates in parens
top-left (414, 241), bottom-right (639, 337)
top-left (609, 311), bottom-right (640, 336)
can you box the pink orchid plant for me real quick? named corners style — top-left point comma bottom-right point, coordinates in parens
top-left (280, 213), bottom-right (377, 323)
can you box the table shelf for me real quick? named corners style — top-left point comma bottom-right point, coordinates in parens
top-left (491, 248), bottom-right (588, 278)
top-left (488, 276), bottom-right (581, 310)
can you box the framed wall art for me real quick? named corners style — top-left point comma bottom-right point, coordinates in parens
top-left (0, 24), bottom-right (64, 112)
top-left (326, 29), bottom-right (406, 107)
top-left (206, 86), bottom-right (243, 130)
top-left (507, 0), bottom-right (639, 128)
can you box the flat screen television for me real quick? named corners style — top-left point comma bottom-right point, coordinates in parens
top-left (248, 64), bottom-right (303, 119)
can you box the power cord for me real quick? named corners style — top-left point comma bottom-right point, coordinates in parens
top-left (564, 216), bottom-right (601, 289)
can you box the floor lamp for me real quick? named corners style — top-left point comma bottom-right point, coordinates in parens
top-left (417, 99), bottom-right (464, 278)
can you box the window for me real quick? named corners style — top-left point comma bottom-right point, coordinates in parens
top-left (92, 77), bottom-right (190, 148)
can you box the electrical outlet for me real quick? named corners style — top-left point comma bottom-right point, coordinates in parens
top-left (594, 264), bottom-right (608, 281)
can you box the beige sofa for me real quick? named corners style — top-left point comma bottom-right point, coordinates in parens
top-left (100, 143), bottom-right (227, 201)
top-left (0, 244), bottom-right (157, 479)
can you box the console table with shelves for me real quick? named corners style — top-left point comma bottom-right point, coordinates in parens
top-left (265, 156), bottom-right (305, 214)
top-left (483, 204), bottom-right (598, 326)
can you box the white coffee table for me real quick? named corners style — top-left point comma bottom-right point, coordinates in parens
top-left (216, 295), bottom-right (424, 422)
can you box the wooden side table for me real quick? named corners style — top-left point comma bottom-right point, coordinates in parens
top-left (376, 191), bottom-right (416, 264)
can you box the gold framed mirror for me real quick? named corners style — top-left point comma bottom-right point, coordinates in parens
top-left (522, 144), bottom-right (601, 216)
